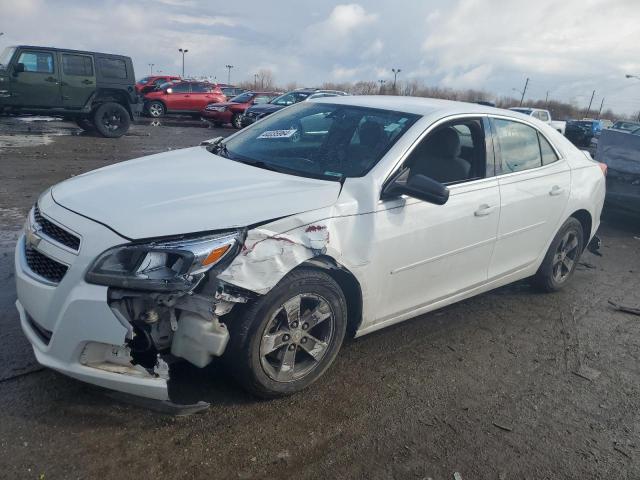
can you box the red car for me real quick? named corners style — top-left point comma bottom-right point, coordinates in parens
top-left (135, 75), bottom-right (181, 94)
top-left (143, 81), bottom-right (226, 118)
top-left (201, 91), bottom-right (280, 128)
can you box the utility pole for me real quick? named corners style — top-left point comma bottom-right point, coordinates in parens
top-left (597, 97), bottom-right (605, 119)
top-left (254, 73), bottom-right (258, 89)
top-left (545, 90), bottom-right (549, 107)
top-left (178, 48), bottom-right (188, 77)
top-left (225, 64), bottom-right (234, 84)
top-left (585, 90), bottom-right (595, 118)
top-left (519, 77), bottom-right (529, 106)
top-left (148, 63), bottom-right (154, 75)
top-left (391, 68), bottom-right (401, 93)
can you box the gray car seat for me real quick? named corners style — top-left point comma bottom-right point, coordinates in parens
top-left (410, 127), bottom-right (470, 184)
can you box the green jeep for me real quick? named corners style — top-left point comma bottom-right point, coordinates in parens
top-left (0, 45), bottom-right (141, 138)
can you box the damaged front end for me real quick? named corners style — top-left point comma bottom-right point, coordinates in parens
top-left (81, 229), bottom-right (257, 405)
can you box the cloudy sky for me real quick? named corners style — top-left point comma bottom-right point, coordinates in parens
top-left (1, 0), bottom-right (640, 114)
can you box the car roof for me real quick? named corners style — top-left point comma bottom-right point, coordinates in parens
top-left (9, 45), bottom-right (130, 59)
top-left (310, 95), bottom-right (528, 118)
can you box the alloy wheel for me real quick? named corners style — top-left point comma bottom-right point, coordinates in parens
top-left (259, 293), bottom-right (335, 382)
top-left (148, 103), bottom-right (163, 117)
top-left (552, 231), bottom-right (579, 282)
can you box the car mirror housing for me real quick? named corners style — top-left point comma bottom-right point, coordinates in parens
top-left (165, 88), bottom-right (172, 94)
top-left (383, 170), bottom-right (449, 205)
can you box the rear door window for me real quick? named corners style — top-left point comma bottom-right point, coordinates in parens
top-left (62, 54), bottom-right (93, 76)
top-left (17, 51), bottom-right (54, 73)
top-left (171, 83), bottom-right (191, 93)
top-left (191, 83), bottom-right (210, 93)
top-left (492, 118), bottom-right (542, 174)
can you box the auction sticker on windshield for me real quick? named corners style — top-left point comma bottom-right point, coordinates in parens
top-left (257, 129), bottom-right (298, 139)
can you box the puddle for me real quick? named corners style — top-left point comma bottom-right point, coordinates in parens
top-left (0, 115), bottom-right (80, 149)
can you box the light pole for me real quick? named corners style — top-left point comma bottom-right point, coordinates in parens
top-left (378, 79), bottom-right (386, 94)
top-left (225, 64), bottom-right (234, 84)
top-left (625, 74), bottom-right (640, 120)
top-left (178, 48), bottom-right (188, 77)
top-left (254, 73), bottom-right (258, 89)
top-left (585, 90), bottom-right (595, 118)
top-left (513, 77), bottom-right (529, 106)
top-left (391, 68), bottom-right (401, 92)
top-left (148, 63), bottom-right (154, 75)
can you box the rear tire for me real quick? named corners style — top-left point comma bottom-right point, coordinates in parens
top-left (533, 217), bottom-right (584, 292)
top-left (93, 102), bottom-right (130, 138)
top-left (224, 268), bottom-right (347, 398)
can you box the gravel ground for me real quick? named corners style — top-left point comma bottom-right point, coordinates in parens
top-left (0, 116), bottom-right (639, 480)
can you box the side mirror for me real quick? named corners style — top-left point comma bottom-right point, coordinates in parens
top-left (165, 88), bottom-right (172, 95)
top-left (13, 63), bottom-right (25, 76)
top-left (383, 170), bottom-right (449, 205)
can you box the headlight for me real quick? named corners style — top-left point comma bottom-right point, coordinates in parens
top-left (86, 231), bottom-right (241, 291)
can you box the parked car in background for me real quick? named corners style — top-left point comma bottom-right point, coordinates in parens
top-left (14, 97), bottom-right (605, 403)
top-left (241, 88), bottom-right (348, 127)
top-left (218, 84), bottom-right (247, 97)
top-left (143, 80), bottom-right (226, 117)
top-left (135, 75), bottom-right (181, 94)
top-left (201, 91), bottom-right (280, 128)
top-left (508, 107), bottom-right (565, 134)
top-left (0, 45), bottom-right (141, 137)
top-left (565, 119), bottom-right (604, 147)
top-left (610, 120), bottom-right (640, 132)
top-left (595, 128), bottom-right (640, 213)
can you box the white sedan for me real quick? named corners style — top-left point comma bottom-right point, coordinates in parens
top-left (15, 96), bottom-right (606, 404)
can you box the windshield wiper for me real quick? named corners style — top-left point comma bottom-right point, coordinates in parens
top-left (232, 158), bottom-right (285, 173)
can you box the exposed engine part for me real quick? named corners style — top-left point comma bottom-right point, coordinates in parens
top-left (170, 313), bottom-right (229, 368)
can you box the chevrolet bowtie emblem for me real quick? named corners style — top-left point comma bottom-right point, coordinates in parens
top-left (25, 221), bottom-right (42, 248)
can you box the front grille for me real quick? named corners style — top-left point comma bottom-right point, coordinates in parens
top-left (27, 314), bottom-right (52, 345)
top-left (24, 244), bottom-right (68, 283)
top-left (34, 205), bottom-right (80, 251)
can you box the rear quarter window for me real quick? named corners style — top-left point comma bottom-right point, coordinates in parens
top-left (97, 57), bottom-right (128, 79)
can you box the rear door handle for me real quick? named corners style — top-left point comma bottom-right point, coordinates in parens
top-left (44, 76), bottom-right (58, 83)
top-left (474, 204), bottom-right (496, 217)
top-left (549, 185), bottom-right (565, 196)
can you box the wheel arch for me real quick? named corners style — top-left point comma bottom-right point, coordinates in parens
top-left (569, 209), bottom-right (592, 249)
top-left (91, 88), bottom-right (134, 119)
top-left (298, 256), bottom-right (363, 338)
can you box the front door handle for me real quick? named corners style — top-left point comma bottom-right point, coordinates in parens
top-left (549, 185), bottom-right (565, 196)
top-left (474, 204), bottom-right (496, 217)
top-left (81, 79), bottom-right (94, 85)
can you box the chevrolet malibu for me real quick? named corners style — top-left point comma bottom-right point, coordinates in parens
top-left (15, 97), bottom-right (606, 404)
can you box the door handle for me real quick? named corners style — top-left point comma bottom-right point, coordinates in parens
top-left (549, 185), bottom-right (565, 196)
top-left (81, 79), bottom-right (94, 85)
top-left (44, 76), bottom-right (58, 83)
top-left (474, 204), bottom-right (496, 217)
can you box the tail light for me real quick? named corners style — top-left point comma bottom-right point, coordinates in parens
top-left (598, 162), bottom-right (608, 176)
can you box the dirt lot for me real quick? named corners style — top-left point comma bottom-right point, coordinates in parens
top-left (1, 116), bottom-right (639, 480)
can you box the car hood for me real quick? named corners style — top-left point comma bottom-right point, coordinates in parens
top-left (51, 146), bottom-right (341, 239)
top-left (246, 103), bottom-right (284, 115)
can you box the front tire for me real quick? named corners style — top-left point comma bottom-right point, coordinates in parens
top-left (231, 113), bottom-right (243, 129)
top-left (533, 217), bottom-right (584, 292)
top-left (93, 102), bottom-right (130, 138)
top-left (147, 101), bottom-right (165, 118)
top-left (225, 268), bottom-right (347, 398)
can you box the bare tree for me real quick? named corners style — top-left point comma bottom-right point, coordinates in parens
top-left (256, 69), bottom-right (275, 90)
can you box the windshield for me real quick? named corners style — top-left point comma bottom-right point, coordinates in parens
top-left (137, 77), bottom-right (150, 84)
top-left (230, 92), bottom-right (254, 103)
top-left (271, 91), bottom-right (310, 106)
top-left (0, 47), bottom-right (16, 69)
top-left (220, 102), bottom-right (420, 180)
